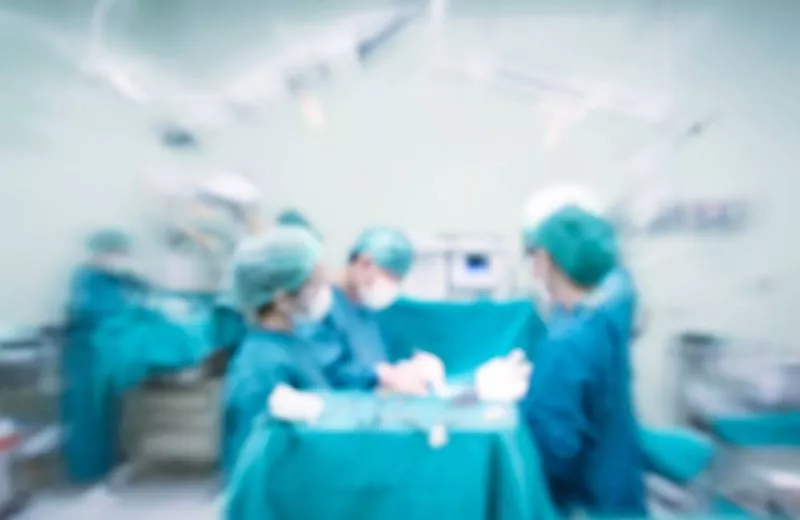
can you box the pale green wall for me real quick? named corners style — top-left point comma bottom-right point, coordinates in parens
top-left (2, 0), bottom-right (799, 421)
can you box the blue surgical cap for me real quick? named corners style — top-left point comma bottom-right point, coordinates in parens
top-left (85, 229), bottom-right (130, 255)
top-left (349, 227), bottom-right (414, 278)
top-left (275, 208), bottom-right (322, 240)
top-left (232, 227), bottom-right (321, 312)
top-left (523, 206), bottom-right (618, 288)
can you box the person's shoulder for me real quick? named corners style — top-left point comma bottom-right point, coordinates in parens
top-left (599, 268), bottom-right (636, 300)
top-left (237, 330), bottom-right (293, 362)
top-left (71, 265), bottom-right (97, 282)
top-left (546, 309), bottom-right (613, 355)
top-left (70, 265), bottom-right (111, 292)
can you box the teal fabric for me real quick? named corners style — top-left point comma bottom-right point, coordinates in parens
top-left (61, 266), bottom-right (142, 482)
top-left (711, 497), bottom-right (753, 518)
top-left (350, 227), bottom-right (415, 277)
top-left (521, 305), bottom-right (645, 516)
top-left (222, 328), bottom-right (330, 478)
top-left (377, 298), bottom-right (546, 375)
top-left (92, 305), bottom-right (217, 397)
top-left (639, 427), bottom-right (716, 484)
top-left (69, 292), bottom-right (224, 480)
top-left (214, 305), bottom-right (247, 351)
top-left (301, 287), bottom-right (384, 390)
top-left (712, 411), bottom-right (800, 446)
top-left (225, 393), bottom-right (558, 520)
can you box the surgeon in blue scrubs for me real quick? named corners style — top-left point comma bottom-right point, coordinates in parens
top-left (63, 229), bottom-right (145, 482)
top-left (223, 227), bottom-right (333, 475)
top-left (304, 227), bottom-right (430, 394)
top-left (520, 206), bottom-right (646, 517)
top-left (523, 184), bottom-right (641, 344)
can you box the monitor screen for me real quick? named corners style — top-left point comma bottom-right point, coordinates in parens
top-left (465, 254), bottom-right (489, 271)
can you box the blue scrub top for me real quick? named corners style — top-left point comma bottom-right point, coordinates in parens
top-left (298, 287), bottom-right (388, 390)
top-left (67, 266), bottom-right (145, 327)
top-left (551, 268), bottom-right (636, 340)
top-left (592, 268), bottom-right (637, 346)
top-left (62, 266), bottom-right (144, 482)
top-left (521, 302), bottom-right (646, 517)
top-left (223, 327), bottom-right (330, 475)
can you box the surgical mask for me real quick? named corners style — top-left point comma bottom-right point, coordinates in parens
top-left (295, 285), bottom-right (333, 323)
top-left (359, 276), bottom-right (400, 311)
top-left (528, 256), bottom-right (553, 317)
top-left (530, 279), bottom-right (553, 319)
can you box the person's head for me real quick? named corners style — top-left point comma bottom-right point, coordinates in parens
top-left (522, 206), bottom-right (618, 309)
top-left (347, 227), bottom-right (414, 310)
top-left (85, 229), bottom-right (132, 273)
top-left (275, 209), bottom-right (322, 241)
top-left (232, 227), bottom-right (332, 328)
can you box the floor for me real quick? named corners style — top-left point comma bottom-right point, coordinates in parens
top-left (12, 469), bottom-right (221, 519)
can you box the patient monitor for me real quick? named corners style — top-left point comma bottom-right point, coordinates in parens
top-left (402, 233), bottom-right (512, 301)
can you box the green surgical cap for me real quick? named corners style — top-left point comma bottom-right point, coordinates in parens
top-left (232, 227), bottom-right (321, 311)
top-left (85, 229), bottom-right (130, 255)
top-left (524, 206), bottom-right (618, 288)
top-left (275, 208), bottom-right (322, 240)
top-left (350, 227), bottom-right (415, 278)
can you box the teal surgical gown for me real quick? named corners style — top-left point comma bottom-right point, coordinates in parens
top-left (552, 268), bottom-right (637, 343)
top-left (299, 287), bottom-right (387, 390)
top-left (62, 266), bottom-right (144, 482)
top-left (593, 268), bottom-right (637, 346)
top-left (222, 328), bottom-right (330, 477)
top-left (521, 304), bottom-right (646, 517)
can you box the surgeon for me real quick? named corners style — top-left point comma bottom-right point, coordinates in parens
top-left (62, 229), bottom-right (145, 482)
top-left (523, 184), bottom-right (640, 344)
top-left (520, 206), bottom-right (646, 516)
top-left (304, 227), bottom-right (429, 394)
top-left (222, 227), bottom-right (333, 475)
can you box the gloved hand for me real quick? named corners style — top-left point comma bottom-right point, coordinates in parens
top-left (267, 384), bottom-right (325, 423)
top-left (475, 349), bottom-right (533, 403)
top-left (377, 362), bottom-right (429, 396)
top-left (410, 350), bottom-right (447, 395)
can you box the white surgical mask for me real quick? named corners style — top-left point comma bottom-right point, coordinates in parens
top-left (297, 284), bottom-right (333, 323)
top-left (530, 279), bottom-right (553, 320)
top-left (528, 256), bottom-right (553, 317)
top-left (359, 277), bottom-right (400, 311)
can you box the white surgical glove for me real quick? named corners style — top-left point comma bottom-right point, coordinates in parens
top-left (377, 362), bottom-right (429, 396)
top-left (410, 350), bottom-right (447, 395)
top-left (475, 349), bottom-right (533, 403)
top-left (267, 384), bottom-right (325, 423)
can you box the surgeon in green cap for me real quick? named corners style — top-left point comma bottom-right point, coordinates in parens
top-left (519, 206), bottom-right (646, 517)
top-left (62, 229), bottom-right (146, 482)
top-left (298, 227), bottom-right (430, 394)
top-left (222, 227), bottom-right (333, 476)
